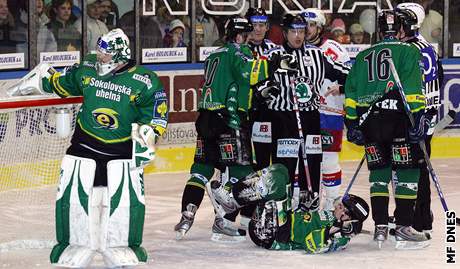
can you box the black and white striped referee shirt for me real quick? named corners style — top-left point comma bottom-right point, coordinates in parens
top-left (266, 43), bottom-right (350, 112)
top-left (248, 39), bottom-right (278, 57)
top-left (408, 37), bottom-right (443, 110)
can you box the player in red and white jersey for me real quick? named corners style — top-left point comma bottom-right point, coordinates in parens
top-left (302, 8), bottom-right (352, 211)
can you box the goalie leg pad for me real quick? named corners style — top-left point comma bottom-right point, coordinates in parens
top-left (232, 164), bottom-right (289, 205)
top-left (104, 159), bottom-right (147, 265)
top-left (51, 155), bottom-right (96, 266)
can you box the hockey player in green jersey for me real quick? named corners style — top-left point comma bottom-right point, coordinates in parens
top-left (9, 28), bottom-right (167, 267)
top-left (174, 15), bottom-right (295, 241)
top-left (344, 11), bottom-right (429, 249)
top-left (206, 163), bottom-right (370, 253)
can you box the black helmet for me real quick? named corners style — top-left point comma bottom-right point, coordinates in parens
top-left (396, 8), bottom-right (418, 37)
top-left (378, 10), bottom-right (401, 37)
top-left (225, 16), bottom-right (253, 41)
top-left (342, 194), bottom-right (370, 222)
top-left (281, 14), bottom-right (306, 31)
top-left (245, 7), bottom-right (268, 24)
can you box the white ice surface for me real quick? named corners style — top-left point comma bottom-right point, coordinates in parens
top-left (0, 159), bottom-right (459, 269)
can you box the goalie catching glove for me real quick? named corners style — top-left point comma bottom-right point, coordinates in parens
top-left (7, 62), bottom-right (57, 96)
top-left (131, 123), bottom-right (159, 168)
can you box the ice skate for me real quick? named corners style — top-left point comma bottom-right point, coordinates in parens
top-left (174, 203), bottom-right (197, 240)
top-left (374, 225), bottom-right (388, 249)
top-left (394, 225), bottom-right (430, 250)
top-left (423, 229), bottom-right (433, 240)
top-left (211, 217), bottom-right (246, 243)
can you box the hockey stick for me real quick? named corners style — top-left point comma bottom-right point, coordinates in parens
top-left (388, 57), bottom-right (460, 225)
top-left (342, 155), bottom-right (365, 198)
top-left (288, 71), bottom-right (318, 210)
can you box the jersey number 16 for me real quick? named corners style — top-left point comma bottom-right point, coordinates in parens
top-left (363, 48), bottom-right (392, 82)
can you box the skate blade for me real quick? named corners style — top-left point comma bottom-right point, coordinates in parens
top-left (395, 240), bottom-right (430, 250)
top-left (175, 230), bottom-right (186, 240)
top-left (211, 233), bottom-right (246, 243)
top-left (377, 240), bottom-right (384, 249)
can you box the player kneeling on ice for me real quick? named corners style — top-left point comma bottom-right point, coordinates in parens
top-left (206, 164), bottom-right (370, 253)
top-left (9, 28), bottom-right (167, 267)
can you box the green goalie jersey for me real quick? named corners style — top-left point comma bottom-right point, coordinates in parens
top-left (199, 42), bottom-right (269, 129)
top-left (42, 54), bottom-right (168, 144)
top-left (344, 38), bottom-right (425, 122)
top-left (270, 211), bottom-right (350, 254)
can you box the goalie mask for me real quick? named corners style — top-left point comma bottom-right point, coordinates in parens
top-left (96, 28), bottom-right (131, 76)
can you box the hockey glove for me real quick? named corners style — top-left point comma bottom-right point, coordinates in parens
top-left (408, 110), bottom-right (426, 143)
top-left (299, 190), bottom-right (320, 212)
top-left (268, 54), bottom-right (298, 76)
top-left (346, 120), bottom-right (365, 146)
top-left (338, 220), bottom-right (363, 238)
top-left (7, 62), bottom-right (57, 96)
top-left (253, 79), bottom-right (280, 101)
top-left (131, 123), bottom-right (158, 168)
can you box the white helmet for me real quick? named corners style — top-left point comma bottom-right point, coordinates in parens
top-left (96, 28), bottom-right (131, 76)
top-left (301, 8), bottom-right (326, 27)
top-left (396, 2), bottom-right (425, 29)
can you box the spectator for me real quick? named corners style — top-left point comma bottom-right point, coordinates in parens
top-left (118, 5), bottom-right (162, 50)
top-left (46, 0), bottom-right (81, 51)
top-left (163, 19), bottom-right (186, 48)
top-left (349, 23), bottom-right (365, 44)
top-left (37, 0), bottom-right (50, 26)
top-left (75, 0), bottom-right (109, 52)
top-left (189, 0), bottom-right (219, 46)
top-left (99, 0), bottom-right (117, 30)
top-left (419, 0), bottom-right (442, 45)
top-left (0, 0), bottom-right (27, 54)
top-left (330, 18), bottom-right (350, 44)
top-left (156, 6), bottom-right (174, 38)
top-left (37, 0), bottom-right (57, 53)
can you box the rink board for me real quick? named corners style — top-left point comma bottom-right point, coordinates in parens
top-left (1, 137), bottom-right (459, 191)
top-left (144, 136), bottom-right (460, 174)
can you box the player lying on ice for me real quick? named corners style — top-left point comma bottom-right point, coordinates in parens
top-left (8, 28), bottom-right (167, 267)
top-left (206, 164), bottom-right (370, 253)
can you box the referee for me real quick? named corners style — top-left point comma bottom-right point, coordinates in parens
top-left (266, 14), bottom-right (349, 211)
